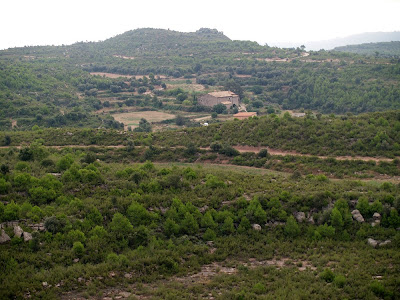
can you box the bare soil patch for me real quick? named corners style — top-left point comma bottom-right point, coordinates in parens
top-left (235, 74), bottom-right (252, 78)
top-left (90, 72), bottom-right (134, 79)
top-left (113, 55), bottom-right (135, 60)
top-left (166, 83), bottom-right (205, 92)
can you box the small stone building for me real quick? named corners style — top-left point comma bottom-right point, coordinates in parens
top-left (233, 112), bottom-right (257, 120)
top-left (198, 91), bottom-right (239, 108)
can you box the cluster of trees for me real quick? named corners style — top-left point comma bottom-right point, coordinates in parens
top-left (153, 110), bottom-right (400, 157)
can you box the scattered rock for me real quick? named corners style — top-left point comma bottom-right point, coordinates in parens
top-left (307, 216), bottom-right (315, 224)
top-left (368, 238), bottom-right (378, 248)
top-left (209, 247), bottom-right (217, 254)
top-left (124, 273), bottom-right (132, 279)
top-left (0, 229), bottom-right (11, 243)
top-left (367, 238), bottom-right (391, 247)
top-left (118, 291), bottom-right (132, 298)
top-left (49, 173), bottom-right (61, 177)
top-left (351, 210), bottom-right (365, 223)
top-left (373, 213), bottom-right (381, 220)
top-left (23, 231), bottom-right (32, 242)
top-left (159, 207), bottom-right (168, 214)
top-left (14, 226), bottom-right (24, 238)
top-left (73, 258), bottom-right (80, 263)
top-left (199, 205), bottom-right (209, 213)
top-left (380, 240), bottom-right (391, 247)
top-left (42, 282), bottom-right (48, 287)
top-left (109, 271), bottom-right (116, 277)
top-left (265, 221), bottom-right (285, 227)
top-left (77, 277), bottom-right (84, 283)
top-left (294, 212), bottom-right (306, 223)
top-left (371, 220), bottom-right (381, 227)
top-left (29, 223), bottom-right (45, 231)
top-left (252, 224), bottom-right (261, 231)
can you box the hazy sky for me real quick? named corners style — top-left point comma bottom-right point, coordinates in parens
top-left (1, 0), bottom-right (400, 50)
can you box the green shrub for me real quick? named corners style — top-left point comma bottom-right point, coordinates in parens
top-left (72, 241), bottom-right (85, 257)
top-left (333, 275), bottom-right (346, 287)
top-left (252, 282), bottom-right (266, 294)
top-left (370, 281), bottom-right (386, 297)
top-left (284, 215), bottom-right (300, 237)
top-left (203, 228), bottom-right (216, 241)
top-left (320, 268), bottom-right (335, 282)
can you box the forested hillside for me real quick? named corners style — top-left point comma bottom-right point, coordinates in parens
top-left (1, 28), bottom-right (400, 131)
top-left (334, 41), bottom-right (400, 57)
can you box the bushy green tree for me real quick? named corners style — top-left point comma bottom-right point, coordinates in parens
top-left (330, 208), bottom-right (344, 230)
top-left (246, 199), bottom-right (267, 224)
top-left (3, 201), bottom-right (20, 221)
top-left (201, 211), bottom-right (217, 229)
top-left (181, 212), bottom-right (199, 235)
top-left (0, 178), bottom-right (11, 194)
top-left (203, 228), bottom-right (216, 241)
top-left (86, 208), bottom-right (103, 226)
top-left (222, 216), bottom-right (235, 235)
top-left (57, 154), bottom-right (74, 171)
top-left (126, 201), bottom-right (153, 226)
top-left (164, 218), bottom-right (179, 237)
top-left (109, 213), bottom-right (133, 239)
top-left (72, 241), bottom-right (85, 257)
top-left (44, 216), bottom-right (66, 234)
top-left (284, 216), bottom-right (300, 237)
top-left (237, 216), bottom-right (251, 233)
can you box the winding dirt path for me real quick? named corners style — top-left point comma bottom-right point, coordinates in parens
top-left (232, 145), bottom-right (396, 162)
top-left (0, 144), bottom-right (396, 162)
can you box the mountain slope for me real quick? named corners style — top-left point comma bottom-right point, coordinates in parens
top-left (334, 41), bottom-right (400, 57)
top-left (274, 31), bottom-right (400, 51)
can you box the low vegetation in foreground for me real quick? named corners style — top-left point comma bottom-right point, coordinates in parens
top-left (0, 147), bottom-right (399, 299)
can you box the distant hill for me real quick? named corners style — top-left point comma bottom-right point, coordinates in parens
top-left (96, 28), bottom-right (231, 56)
top-left (273, 31), bottom-right (400, 51)
top-left (1, 27), bottom-right (400, 130)
top-left (333, 41), bottom-right (400, 57)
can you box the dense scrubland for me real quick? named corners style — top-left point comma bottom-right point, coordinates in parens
top-left (1, 28), bottom-right (400, 299)
top-left (0, 148), bottom-right (399, 299)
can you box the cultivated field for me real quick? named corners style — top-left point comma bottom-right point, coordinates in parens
top-left (112, 111), bottom-right (175, 130)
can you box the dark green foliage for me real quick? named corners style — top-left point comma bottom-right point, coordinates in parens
top-left (284, 216), bottom-right (300, 237)
top-left (18, 148), bottom-right (33, 161)
top-left (3, 201), bottom-right (20, 221)
top-left (320, 268), bottom-right (335, 282)
top-left (44, 216), bottom-right (66, 234)
top-left (72, 241), bottom-right (85, 257)
top-left (0, 148), bottom-right (399, 299)
top-left (181, 212), bottom-right (199, 235)
top-left (333, 275), bottom-right (346, 288)
top-left (133, 118), bottom-right (152, 132)
top-left (213, 103), bottom-right (227, 114)
top-left (109, 213), bottom-right (133, 239)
